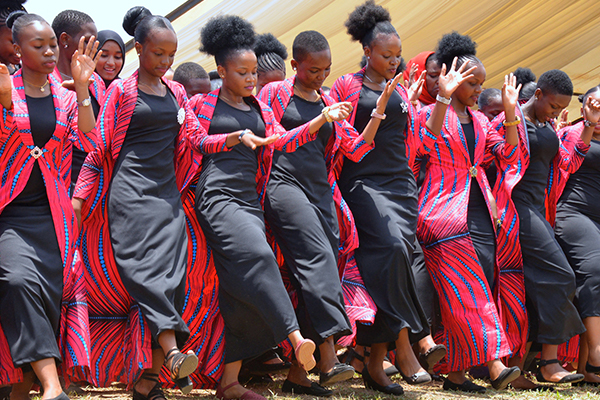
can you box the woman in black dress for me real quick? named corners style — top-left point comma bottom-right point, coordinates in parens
top-left (0, 11), bottom-right (99, 400)
top-left (192, 16), bottom-right (352, 400)
top-left (554, 86), bottom-right (600, 386)
top-left (513, 70), bottom-right (590, 384)
top-left (95, 30), bottom-right (124, 88)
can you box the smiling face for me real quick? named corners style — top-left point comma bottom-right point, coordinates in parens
top-left (533, 88), bottom-right (572, 123)
top-left (453, 61), bottom-right (486, 108)
top-left (135, 28), bottom-right (177, 79)
top-left (219, 49), bottom-right (258, 97)
top-left (293, 48), bottom-right (331, 91)
top-left (15, 20), bottom-right (58, 75)
top-left (364, 32), bottom-right (401, 81)
top-left (95, 40), bottom-right (123, 83)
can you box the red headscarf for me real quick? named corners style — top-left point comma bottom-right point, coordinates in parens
top-left (403, 51), bottom-right (436, 105)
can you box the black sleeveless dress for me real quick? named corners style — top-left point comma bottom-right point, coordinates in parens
top-left (195, 99), bottom-right (299, 363)
top-left (0, 95), bottom-right (63, 367)
top-left (264, 95), bottom-right (351, 344)
top-left (339, 85), bottom-right (428, 345)
top-left (512, 120), bottom-right (585, 343)
top-left (555, 138), bottom-right (600, 319)
top-left (107, 89), bottom-right (190, 347)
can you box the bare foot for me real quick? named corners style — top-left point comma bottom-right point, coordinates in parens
top-left (540, 363), bottom-right (574, 382)
top-left (286, 363), bottom-right (313, 387)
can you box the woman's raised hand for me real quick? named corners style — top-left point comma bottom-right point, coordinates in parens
top-left (0, 63), bottom-right (11, 95)
top-left (71, 35), bottom-right (101, 88)
top-left (583, 95), bottom-right (600, 125)
top-left (437, 57), bottom-right (476, 98)
top-left (239, 130), bottom-right (280, 150)
top-left (502, 73), bottom-right (521, 112)
top-left (375, 73), bottom-right (403, 113)
top-left (326, 102), bottom-right (353, 121)
top-left (407, 70), bottom-right (426, 103)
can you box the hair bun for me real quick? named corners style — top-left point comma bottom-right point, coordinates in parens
top-left (122, 6), bottom-right (151, 37)
top-left (434, 31), bottom-right (477, 69)
top-left (5, 9), bottom-right (25, 29)
top-left (200, 15), bottom-right (255, 57)
top-left (345, 0), bottom-right (391, 43)
top-left (254, 33), bottom-right (287, 59)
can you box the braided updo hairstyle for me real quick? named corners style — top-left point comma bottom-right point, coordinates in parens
top-left (200, 15), bottom-right (255, 66)
top-left (255, 33), bottom-right (287, 75)
top-left (345, 0), bottom-right (398, 48)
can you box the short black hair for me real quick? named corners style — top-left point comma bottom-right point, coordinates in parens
top-left (292, 30), bottom-right (329, 63)
top-left (537, 69), bottom-right (573, 97)
top-left (7, 11), bottom-right (45, 44)
top-left (478, 88), bottom-right (501, 108)
top-left (123, 6), bottom-right (173, 44)
top-left (255, 33), bottom-right (287, 74)
top-left (519, 81), bottom-right (537, 101)
top-left (345, 0), bottom-right (398, 47)
top-left (435, 31), bottom-right (481, 71)
top-left (173, 62), bottom-right (208, 86)
top-left (578, 84), bottom-right (600, 104)
top-left (51, 9), bottom-right (94, 38)
top-left (0, 0), bottom-right (26, 27)
top-left (200, 15), bottom-right (255, 66)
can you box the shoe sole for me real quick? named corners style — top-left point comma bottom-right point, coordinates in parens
top-left (178, 354), bottom-right (199, 379)
top-left (320, 369), bottom-right (355, 386)
top-left (296, 340), bottom-right (316, 372)
top-left (421, 346), bottom-right (446, 372)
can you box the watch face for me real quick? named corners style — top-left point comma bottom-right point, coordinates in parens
top-left (82, 98), bottom-right (91, 107)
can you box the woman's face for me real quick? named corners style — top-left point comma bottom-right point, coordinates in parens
top-left (220, 49), bottom-right (257, 97)
top-left (293, 48), bottom-right (331, 91)
top-left (425, 56), bottom-right (441, 98)
top-left (364, 33), bottom-right (401, 81)
top-left (453, 62), bottom-right (486, 108)
top-left (61, 22), bottom-right (97, 62)
top-left (534, 88), bottom-right (571, 123)
top-left (0, 26), bottom-right (19, 65)
top-left (136, 28), bottom-right (177, 79)
top-left (15, 21), bottom-right (58, 75)
top-left (96, 40), bottom-right (123, 83)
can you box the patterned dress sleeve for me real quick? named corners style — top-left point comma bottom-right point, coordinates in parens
top-left (555, 123), bottom-right (590, 173)
top-left (268, 106), bottom-right (315, 152)
top-left (187, 94), bottom-right (231, 154)
top-left (335, 119), bottom-right (373, 162)
top-left (64, 90), bottom-right (97, 153)
top-left (484, 116), bottom-right (520, 165)
top-left (0, 101), bottom-right (14, 143)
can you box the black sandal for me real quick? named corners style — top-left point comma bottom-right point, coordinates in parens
top-left (342, 348), bottom-right (367, 374)
top-left (133, 373), bottom-right (165, 400)
top-left (536, 359), bottom-right (584, 384)
top-left (165, 349), bottom-right (199, 382)
top-left (586, 362), bottom-right (600, 375)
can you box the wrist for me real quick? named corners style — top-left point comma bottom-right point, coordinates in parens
top-left (436, 94), bottom-right (451, 105)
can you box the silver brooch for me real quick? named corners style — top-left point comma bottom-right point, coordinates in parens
top-left (177, 108), bottom-right (185, 125)
top-left (30, 146), bottom-right (43, 159)
top-left (401, 102), bottom-right (408, 113)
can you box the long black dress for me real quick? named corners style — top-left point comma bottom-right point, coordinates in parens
top-left (555, 138), bottom-right (600, 320)
top-left (264, 95), bottom-right (351, 344)
top-left (195, 99), bottom-right (299, 363)
top-left (338, 85), bottom-right (428, 345)
top-left (0, 95), bottom-right (63, 367)
top-left (107, 89), bottom-right (190, 347)
top-left (512, 120), bottom-right (585, 344)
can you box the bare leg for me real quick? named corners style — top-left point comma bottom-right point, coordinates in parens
top-left (29, 358), bottom-right (62, 400)
top-left (579, 317), bottom-right (600, 383)
top-left (218, 361), bottom-right (250, 398)
top-left (487, 358), bottom-right (509, 380)
top-left (285, 362), bottom-right (313, 387)
top-left (134, 348), bottom-right (164, 396)
top-left (394, 328), bottom-right (426, 377)
top-left (539, 344), bottom-right (573, 381)
top-left (447, 370), bottom-right (467, 385)
top-left (507, 342), bottom-right (539, 389)
top-left (317, 337), bottom-right (338, 373)
top-left (366, 343), bottom-right (394, 387)
top-left (414, 335), bottom-right (437, 355)
top-left (10, 371), bottom-right (34, 400)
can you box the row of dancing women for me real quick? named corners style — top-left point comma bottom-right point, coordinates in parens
top-left (0, 0), bottom-right (599, 399)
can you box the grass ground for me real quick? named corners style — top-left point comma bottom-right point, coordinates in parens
top-left (64, 373), bottom-right (600, 400)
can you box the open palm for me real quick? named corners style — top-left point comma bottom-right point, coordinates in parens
top-left (437, 57), bottom-right (476, 98)
top-left (71, 35), bottom-right (101, 87)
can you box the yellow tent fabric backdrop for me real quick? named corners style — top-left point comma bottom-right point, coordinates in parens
top-left (121, 0), bottom-right (600, 116)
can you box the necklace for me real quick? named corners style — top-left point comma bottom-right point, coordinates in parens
top-left (364, 72), bottom-right (386, 88)
top-left (294, 85), bottom-right (320, 102)
top-left (220, 93), bottom-right (247, 109)
top-left (138, 81), bottom-right (165, 96)
top-left (23, 77), bottom-right (49, 92)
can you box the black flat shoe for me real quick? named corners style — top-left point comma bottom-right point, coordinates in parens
top-left (133, 373), bottom-right (166, 400)
top-left (383, 356), bottom-right (399, 376)
top-left (319, 363), bottom-right (355, 386)
top-left (572, 380), bottom-right (600, 387)
top-left (396, 365), bottom-right (431, 385)
top-left (47, 393), bottom-right (70, 400)
top-left (418, 344), bottom-right (446, 373)
top-left (586, 362), bottom-right (600, 375)
top-left (281, 380), bottom-right (332, 397)
top-left (175, 376), bottom-right (193, 395)
top-left (491, 366), bottom-right (520, 390)
top-left (536, 359), bottom-right (584, 383)
top-left (362, 368), bottom-right (404, 396)
top-left (443, 378), bottom-right (486, 394)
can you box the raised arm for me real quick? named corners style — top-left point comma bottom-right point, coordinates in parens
top-left (71, 35), bottom-right (101, 134)
top-left (0, 63), bottom-right (13, 139)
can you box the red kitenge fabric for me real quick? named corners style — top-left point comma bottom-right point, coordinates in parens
top-left (0, 70), bottom-right (95, 385)
top-left (416, 105), bottom-right (522, 372)
top-left (545, 121), bottom-right (590, 227)
top-left (487, 108), bottom-right (530, 360)
top-left (403, 51), bottom-right (436, 106)
top-left (74, 71), bottom-right (229, 389)
top-left (257, 76), bottom-right (376, 346)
